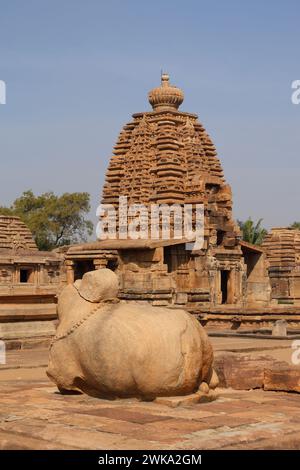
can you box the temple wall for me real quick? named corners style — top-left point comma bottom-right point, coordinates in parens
top-left (0, 260), bottom-right (64, 289)
top-left (263, 228), bottom-right (300, 304)
top-left (0, 265), bottom-right (13, 285)
top-left (117, 248), bottom-right (173, 305)
top-left (242, 250), bottom-right (271, 306)
top-left (114, 245), bottom-right (249, 308)
top-left (290, 273), bottom-right (300, 302)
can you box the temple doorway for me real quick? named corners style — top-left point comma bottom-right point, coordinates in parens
top-left (107, 258), bottom-right (118, 272)
top-left (74, 260), bottom-right (95, 281)
top-left (163, 246), bottom-right (173, 273)
top-left (19, 268), bottom-right (35, 283)
top-left (220, 270), bottom-right (228, 304)
top-left (219, 270), bottom-right (235, 304)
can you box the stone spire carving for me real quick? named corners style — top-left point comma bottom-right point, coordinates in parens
top-left (101, 75), bottom-right (237, 246)
top-left (148, 73), bottom-right (184, 112)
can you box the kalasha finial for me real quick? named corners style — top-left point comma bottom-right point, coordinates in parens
top-left (161, 72), bottom-right (170, 85)
top-left (148, 73), bottom-right (184, 112)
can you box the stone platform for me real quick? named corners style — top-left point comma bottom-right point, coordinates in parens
top-left (0, 338), bottom-right (300, 450)
top-left (0, 293), bottom-right (58, 350)
top-left (196, 305), bottom-right (300, 328)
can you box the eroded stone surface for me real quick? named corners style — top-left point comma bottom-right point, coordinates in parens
top-left (214, 353), bottom-right (276, 390)
top-left (264, 368), bottom-right (300, 393)
top-left (0, 366), bottom-right (300, 449)
top-left (47, 269), bottom-right (218, 399)
top-left (1, 340), bottom-right (300, 449)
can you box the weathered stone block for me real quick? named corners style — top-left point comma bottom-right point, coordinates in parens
top-left (175, 292), bottom-right (188, 304)
top-left (214, 353), bottom-right (274, 390)
top-left (272, 319), bottom-right (287, 336)
top-left (264, 367), bottom-right (300, 393)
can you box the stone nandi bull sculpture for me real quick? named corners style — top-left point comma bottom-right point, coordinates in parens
top-left (47, 269), bottom-right (218, 400)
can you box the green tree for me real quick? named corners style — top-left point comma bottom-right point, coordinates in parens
top-left (0, 190), bottom-right (94, 250)
top-left (290, 222), bottom-right (300, 230)
top-left (237, 217), bottom-right (267, 245)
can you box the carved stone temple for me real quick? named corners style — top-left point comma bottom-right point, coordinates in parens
top-left (3, 76), bottom-right (300, 337)
top-left (66, 74), bottom-right (271, 326)
top-left (263, 227), bottom-right (300, 304)
top-left (0, 215), bottom-right (64, 344)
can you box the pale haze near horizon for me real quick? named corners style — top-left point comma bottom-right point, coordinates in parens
top-left (0, 0), bottom-right (300, 233)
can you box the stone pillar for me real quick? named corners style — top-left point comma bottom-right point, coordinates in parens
top-left (36, 265), bottom-right (41, 285)
top-left (213, 270), bottom-right (221, 305)
top-left (13, 265), bottom-right (19, 284)
top-left (227, 270), bottom-right (235, 304)
top-left (65, 260), bottom-right (75, 284)
top-left (28, 268), bottom-right (36, 284)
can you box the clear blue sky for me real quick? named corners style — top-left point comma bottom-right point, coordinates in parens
top-left (0, 0), bottom-right (299, 230)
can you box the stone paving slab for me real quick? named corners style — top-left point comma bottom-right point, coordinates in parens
top-left (0, 343), bottom-right (300, 449)
top-left (0, 375), bottom-right (300, 449)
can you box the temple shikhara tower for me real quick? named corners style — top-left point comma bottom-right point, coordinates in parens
top-left (103, 74), bottom-right (230, 213)
top-left (67, 74), bottom-right (271, 324)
